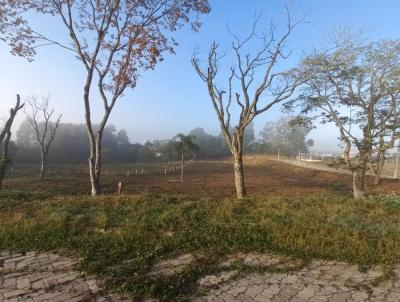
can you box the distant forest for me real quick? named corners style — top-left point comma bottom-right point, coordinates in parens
top-left (8, 117), bottom-right (313, 165)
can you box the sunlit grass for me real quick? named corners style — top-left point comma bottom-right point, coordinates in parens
top-left (1, 191), bottom-right (400, 299)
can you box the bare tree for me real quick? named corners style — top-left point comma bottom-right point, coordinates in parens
top-left (192, 11), bottom-right (301, 199)
top-left (1, 0), bottom-right (210, 195)
top-left (293, 38), bottom-right (400, 200)
top-left (24, 95), bottom-right (62, 180)
top-left (0, 95), bottom-right (24, 190)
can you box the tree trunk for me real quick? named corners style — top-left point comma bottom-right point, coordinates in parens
top-left (0, 131), bottom-right (12, 190)
top-left (89, 157), bottom-right (101, 196)
top-left (0, 161), bottom-right (6, 190)
top-left (352, 167), bottom-right (366, 200)
top-left (40, 150), bottom-right (46, 180)
top-left (180, 151), bottom-right (184, 182)
top-left (373, 150), bottom-right (385, 185)
top-left (233, 150), bottom-right (247, 199)
top-left (88, 145), bottom-right (101, 195)
top-left (88, 134), bottom-right (102, 196)
top-left (0, 95), bottom-right (23, 190)
top-left (83, 70), bottom-right (103, 196)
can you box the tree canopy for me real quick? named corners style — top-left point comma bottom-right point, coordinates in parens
top-left (289, 37), bottom-right (400, 199)
top-left (260, 116), bottom-right (314, 156)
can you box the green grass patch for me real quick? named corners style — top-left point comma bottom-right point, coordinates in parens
top-left (1, 192), bottom-right (400, 300)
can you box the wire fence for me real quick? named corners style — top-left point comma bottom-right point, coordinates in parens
top-left (6, 150), bottom-right (400, 181)
top-left (6, 160), bottom-right (195, 180)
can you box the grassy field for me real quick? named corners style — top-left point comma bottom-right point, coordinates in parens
top-left (1, 157), bottom-right (400, 300)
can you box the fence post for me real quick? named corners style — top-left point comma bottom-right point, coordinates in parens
top-left (394, 141), bottom-right (400, 179)
top-left (117, 181), bottom-right (123, 195)
top-left (298, 150), bottom-right (301, 166)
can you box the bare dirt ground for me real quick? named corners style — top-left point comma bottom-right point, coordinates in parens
top-left (2, 251), bottom-right (400, 302)
top-left (270, 156), bottom-right (396, 179)
top-left (3, 156), bottom-right (399, 197)
top-left (263, 156), bottom-right (400, 196)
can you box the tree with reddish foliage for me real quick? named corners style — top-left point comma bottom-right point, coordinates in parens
top-left (1, 0), bottom-right (210, 195)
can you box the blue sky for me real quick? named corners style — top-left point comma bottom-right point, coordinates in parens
top-left (1, 0), bottom-right (400, 152)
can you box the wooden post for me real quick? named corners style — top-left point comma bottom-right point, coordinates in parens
top-left (135, 169), bottom-right (138, 175)
top-left (117, 181), bottom-right (123, 195)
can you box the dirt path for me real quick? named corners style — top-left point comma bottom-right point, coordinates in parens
top-left (2, 251), bottom-right (400, 302)
top-left (270, 158), bottom-right (352, 174)
top-left (269, 156), bottom-right (398, 180)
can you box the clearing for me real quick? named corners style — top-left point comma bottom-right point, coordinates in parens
top-left (1, 158), bottom-right (400, 301)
